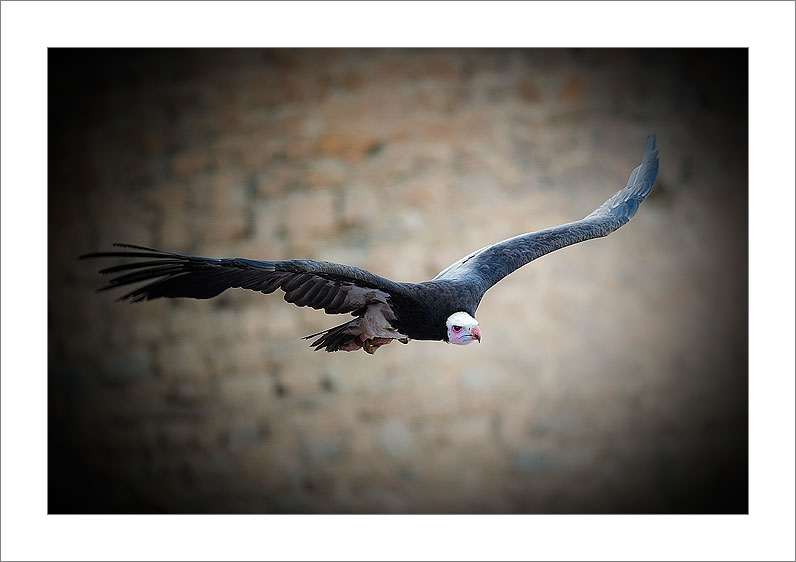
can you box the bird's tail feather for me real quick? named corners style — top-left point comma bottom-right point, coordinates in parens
top-left (303, 319), bottom-right (361, 352)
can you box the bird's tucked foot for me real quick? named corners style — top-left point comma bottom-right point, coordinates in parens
top-left (338, 339), bottom-right (363, 352)
top-left (362, 337), bottom-right (393, 354)
top-left (337, 336), bottom-right (394, 353)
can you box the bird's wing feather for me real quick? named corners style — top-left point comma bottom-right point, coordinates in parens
top-left (434, 134), bottom-right (659, 294)
top-left (81, 244), bottom-right (405, 314)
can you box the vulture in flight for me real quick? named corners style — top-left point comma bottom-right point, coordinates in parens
top-left (82, 134), bottom-right (659, 354)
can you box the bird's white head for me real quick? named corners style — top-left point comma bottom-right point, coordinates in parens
top-left (446, 311), bottom-right (481, 345)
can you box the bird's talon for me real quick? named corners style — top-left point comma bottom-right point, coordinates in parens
top-left (361, 337), bottom-right (394, 354)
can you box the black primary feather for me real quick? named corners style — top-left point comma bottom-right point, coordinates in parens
top-left (79, 243), bottom-right (408, 314)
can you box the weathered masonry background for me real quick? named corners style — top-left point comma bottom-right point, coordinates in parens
top-left (49, 49), bottom-right (747, 513)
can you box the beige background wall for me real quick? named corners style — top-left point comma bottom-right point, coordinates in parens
top-left (49, 49), bottom-right (747, 513)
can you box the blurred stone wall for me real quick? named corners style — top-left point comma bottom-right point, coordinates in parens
top-left (48, 49), bottom-right (747, 513)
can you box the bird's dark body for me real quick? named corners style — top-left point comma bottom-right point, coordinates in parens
top-left (81, 134), bottom-right (659, 353)
top-left (387, 280), bottom-right (480, 342)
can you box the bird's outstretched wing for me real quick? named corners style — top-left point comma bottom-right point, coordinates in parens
top-left (434, 134), bottom-right (659, 296)
top-left (80, 244), bottom-right (406, 314)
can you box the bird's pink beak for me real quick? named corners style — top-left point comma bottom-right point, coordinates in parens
top-left (471, 325), bottom-right (481, 343)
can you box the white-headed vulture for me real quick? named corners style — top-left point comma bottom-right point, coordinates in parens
top-left (82, 134), bottom-right (659, 354)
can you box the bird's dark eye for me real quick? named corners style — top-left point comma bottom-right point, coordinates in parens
top-left (452, 325), bottom-right (462, 333)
